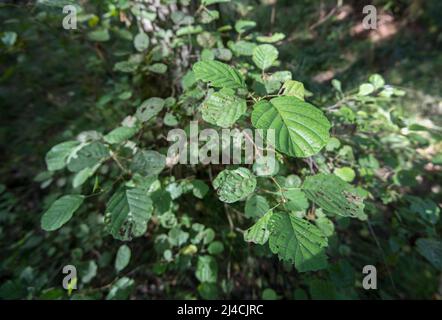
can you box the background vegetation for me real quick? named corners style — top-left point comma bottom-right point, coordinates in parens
top-left (0, 0), bottom-right (441, 300)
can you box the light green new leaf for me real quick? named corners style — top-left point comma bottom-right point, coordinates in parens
top-left (67, 142), bottom-right (109, 173)
top-left (235, 20), bottom-right (256, 34)
top-left (334, 167), bottom-right (356, 182)
top-left (115, 245), bottom-right (131, 272)
top-left (269, 212), bottom-right (328, 272)
top-left (416, 238), bottom-right (442, 271)
top-left (130, 150), bottom-right (166, 177)
top-left (257, 33), bottom-right (286, 43)
top-left (253, 44), bottom-right (278, 71)
top-left (104, 126), bottom-right (138, 144)
top-left (105, 187), bottom-right (153, 241)
top-left (193, 60), bottom-right (245, 89)
top-left (45, 140), bottom-right (80, 171)
top-left (195, 255), bottom-right (218, 283)
top-left (244, 210), bottom-right (273, 245)
top-left (282, 80), bottom-right (305, 100)
top-left (358, 83), bottom-right (375, 96)
top-left (245, 194), bottom-right (270, 219)
top-left (201, 89), bottom-right (246, 128)
top-left (41, 195), bottom-right (84, 231)
top-left (251, 96), bottom-right (331, 158)
top-left (213, 167), bottom-right (256, 203)
top-left (302, 174), bottom-right (366, 219)
top-left (202, 0), bottom-right (230, 5)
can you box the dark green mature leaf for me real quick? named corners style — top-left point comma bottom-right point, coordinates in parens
top-left (245, 194), bottom-right (270, 219)
top-left (135, 97), bottom-right (165, 122)
top-left (67, 142), bottom-right (109, 173)
top-left (269, 212), bottom-right (328, 272)
top-left (105, 187), bottom-right (153, 241)
top-left (302, 174), bottom-right (366, 219)
top-left (45, 140), bottom-right (80, 171)
top-left (131, 150), bottom-right (166, 177)
top-left (193, 60), bottom-right (245, 89)
top-left (213, 167), bottom-right (256, 203)
top-left (200, 89), bottom-right (246, 128)
top-left (41, 195), bottom-right (84, 231)
top-left (416, 238), bottom-right (442, 271)
top-left (251, 96), bottom-right (331, 158)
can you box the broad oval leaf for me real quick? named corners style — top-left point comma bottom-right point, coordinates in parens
top-left (105, 187), bottom-right (153, 241)
top-left (269, 212), bottom-right (328, 272)
top-left (41, 195), bottom-right (84, 231)
top-left (251, 96), bottom-right (331, 158)
top-left (135, 97), bottom-right (165, 122)
top-left (131, 150), bottom-right (166, 177)
top-left (245, 194), bottom-right (270, 219)
top-left (45, 140), bottom-right (80, 171)
top-left (201, 90), bottom-right (246, 128)
top-left (213, 167), bottom-right (256, 203)
top-left (67, 141), bottom-right (109, 173)
top-left (252, 44), bottom-right (278, 71)
top-left (115, 245), bottom-right (131, 272)
top-left (104, 126), bottom-right (138, 144)
top-left (193, 60), bottom-right (245, 89)
top-left (302, 173), bottom-right (366, 219)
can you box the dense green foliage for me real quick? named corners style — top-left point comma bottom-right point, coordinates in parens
top-left (0, 0), bottom-right (441, 300)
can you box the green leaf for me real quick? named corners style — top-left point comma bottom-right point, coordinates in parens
top-left (135, 97), bottom-right (165, 122)
top-left (191, 180), bottom-right (209, 199)
top-left (41, 195), bottom-right (84, 231)
top-left (195, 255), bottom-right (218, 283)
top-left (213, 167), bottom-right (256, 203)
top-left (244, 210), bottom-right (273, 245)
top-left (369, 74), bottom-right (385, 89)
top-left (147, 63), bottom-right (167, 74)
top-left (269, 212), bottom-right (328, 272)
top-left (87, 28), bottom-right (110, 42)
top-left (302, 174), bottom-right (366, 219)
top-left (251, 96), bottom-right (331, 158)
top-left (131, 150), bottom-right (166, 177)
top-left (282, 188), bottom-right (309, 212)
top-left (207, 241), bottom-right (224, 255)
top-left (234, 20), bottom-right (256, 34)
top-left (106, 277), bottom-right (134, 300)
top-left (105, 187), bottom-right (153, 241)
top-left (134, 32), bottom-right (149, 52)
top-left (408, 197), bottom-right (440, 224)
top-left (201, 89), bottom-right (246, 128)
top-left (72, 164), bottom-right (99, 188)
top-left (334, 167), bottom-right (356, 182)
top-left (193, 60), bottom-right (245, 89)
top-left (45, 141), bottom-right (80, 171)
top-left (202, 0), bottom-right (230, 5)
top-left (252, 44), bottom-right (278, 71)
top-left (115, 245), bottom-right (131, 273)
top-left (282, 80), bottom-right (305, 100)
top-left (245, 194), bottom-right (270, 219)
top-left (358, 83), bottom-right (375, 96)
top-left (416, 238), bottom-right (442, 271)
top-left (257, 33), bottom-right (285, 43)
top-left (67, 142), bottom-right (109, 173)
top-left (104, 126), bottom-right (138, 144)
